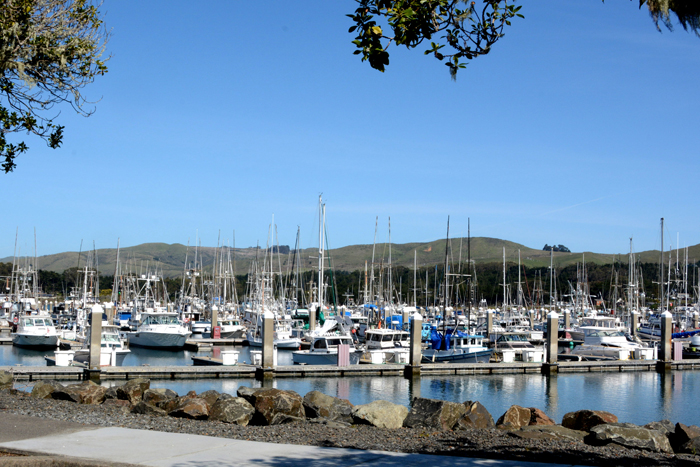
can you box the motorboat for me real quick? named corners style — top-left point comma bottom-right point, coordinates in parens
top-left (125, 312), bottom-right (191, 349)
top-left (570, 326), bottom-right (654, 360)
top-left (246, 314), bottom-right (302, 349)
top-left (292, 334), bottom-right (363, 365)
top-left (72, 324), bottom-right (131, 366)
top-left (492, 332), bottom-right (544, 362)
top-left (360, 328), bottom-right (410, 364)
top-left (569, 315), bottom-right (625, 342)
top-left (11, 314), bottom-right (59, 349)
top-left (423, 329), bottom-right (493, 363)
top-left (217, 317), bottom-right (246, 338)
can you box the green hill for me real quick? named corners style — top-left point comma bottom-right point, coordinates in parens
top-left (4, 237), bottom-right (698, 277)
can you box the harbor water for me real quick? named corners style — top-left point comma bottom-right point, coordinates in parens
top-left (2, 345), bottom-right (699, 427)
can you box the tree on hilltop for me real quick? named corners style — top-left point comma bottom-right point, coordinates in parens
top-left (0, 0), bottom-right (110, 173)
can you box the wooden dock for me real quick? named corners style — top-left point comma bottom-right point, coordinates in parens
top-left (3, 359), bottom-right (700, 382)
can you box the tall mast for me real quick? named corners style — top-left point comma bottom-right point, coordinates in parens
top-left (660, 218), bottom-right (664, 312)
top-left (388, 217), bottom-right (392, 305)
top-left (318, 196), bottom-right (325, 310)
top-left (413, 250), bottom-right (417, 307)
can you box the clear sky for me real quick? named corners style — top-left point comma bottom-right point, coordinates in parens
top-left (3, 1), bottom-right (699, 259)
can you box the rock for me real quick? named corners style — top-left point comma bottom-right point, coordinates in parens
top-left (116, 378), bottom-right (150, 404)
top-left (588, 423), bottom-right (673, 453)
top-left (169, 397), bottom-right (209, 420)
top-left (143, 388), bottom-right (178, 406)
top-left (31, 380), bottom-right (64, 399)
top-left (102, 399), bottom-right (132, 412)
top-left (455, 401), bottom-right (495, 430)
top-left (672, 423), bottom-right (700, 452)
top-left (157, 392), bottom-right (195, 414)
top-left (512, 425), bottom-right (586, 442)
top-left (528, 407), bottom-right (555, 426)
top-left (352, 400), bottom-right (408, 429)
top-left (209, 397), bottom-right (255, 425)
top-left (496, 405), bottom-right (531, 430)
top-left (217, 392), bottom-right (235, 402)
top-left (250, 388), bottom-right (305, 426)
top-left (199, 389), bottom-right (221, 409)
top-left (678, 437), bottom-right (700, 455)
top-left (104, 386), bottom-right (119, 400)
top-left (403, 397), bottom-right (466, 431)
top-left (562, 410), bottom-right (617, 432)
top-left (237, 386), bottom-right (263, 405)
top-left (51, 381), bottom-right (104, 404)
top-left (132, 400), bottom-right (168, 416)
top-left (0, 371), bottom-right (13, 389)
top-left (644, 420), bottom-right (674, 436)
top-left (303, 391), bottom-right (354, 424)
top-left (308, 418), bottom-right (351, 429)
top-left (80, 384), bottom-right (107, 405)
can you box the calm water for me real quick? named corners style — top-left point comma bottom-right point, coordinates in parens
top-left (3, 345), bottom-right (699, 427)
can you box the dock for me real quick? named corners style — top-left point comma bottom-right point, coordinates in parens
top-left (3, 359), bottom-right (700, 382)
top-left (184, 338), bottom-right (248, 350)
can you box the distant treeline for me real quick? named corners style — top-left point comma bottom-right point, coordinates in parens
top-left (5, 260), bottom-right (698, 310)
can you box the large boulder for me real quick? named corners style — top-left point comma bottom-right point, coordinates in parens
top-left (250, 388), bottom-right (305, 426)
top-left (528, 408), bottom-right (555, 426)
top-left (116, 378), bottom-right (150, 404)
top-left (352, 400), bottom-right (408, 429)
top-left (104, 386), bottom-right (120, 400)
top-left (588, 423), bottom-right (673, 453)
top-left (644, 420), bottom-right (674, 437)
top-left (31, 380), bottom-right (64, 399)
top-left (496, 405), bottom-right (531, 430)
top-left (131, 401), bottom-right (168, 417)
top-left (455, 401), bottom-right (495, 430)
top-left (303, 391), bottom-right (354, 424)
top-left (0, 371), bottom-right (13, 390)
top-left (678, 437), bottom-right (700, 455)
top-left (199, 390), bottom-right (221, 409)
top-left (209, 397), bottom-right (255, 425)
top-left (562, 410), bottom-right (617, 432)
top-left (237, 386), bottom-right (263, 405)
top-left (51, 381), bottom-right (105, 404)
top-left (158, 390), bottom-right (197, 414)
top-left (143, 388), bottom-right (178, 406)
top-left (672, 423), bottom-right (700, 452)
top-left (403, 397), bottom-right (466, 431)
top-left (102, 399), bottom-right (132, 412)
top-left (512, 425), bottom-right (586, 442)
top-left (169, 397), bottom-right (209, 420)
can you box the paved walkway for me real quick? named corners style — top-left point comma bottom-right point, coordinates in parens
top-left (0, 414), bottom-right (579, 467)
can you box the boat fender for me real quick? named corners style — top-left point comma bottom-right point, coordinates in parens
top-left (13, 316), bottom-right (18, 325)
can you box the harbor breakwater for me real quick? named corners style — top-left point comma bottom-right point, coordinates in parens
top-left (1, 371), bottom-right (700, 466)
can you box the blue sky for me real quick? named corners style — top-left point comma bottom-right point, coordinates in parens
top-left (3, 1), bottom-right (699, 259)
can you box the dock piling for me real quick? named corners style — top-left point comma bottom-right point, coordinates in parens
top-left (657, 310), bottom-right (673, 372)
top-left (89, 305), bottom-right (103, 371)
top-left (406, 311), bottom-right (422, 377)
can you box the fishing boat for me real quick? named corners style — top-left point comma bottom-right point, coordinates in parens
top-left (72, 324), bottom-right (131, 366)
top-left (292, 334), bottom-right (363, 365)
top-left (218, 316), bottom-right (246, 338)
top-left (125, 312), bottom-right (191, 349)
top-left (11, 314), bottom-right (59, 349)
top-left (360, 328), bottom-right (410, 364)
top-left (570, 326), bottom-right (654, 360)
top-left (422, 329), bottom-right (493, 363)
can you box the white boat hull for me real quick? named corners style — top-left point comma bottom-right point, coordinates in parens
top-left (12, 333), bottom-right (59, 349)
top-left (292, 349), bottom-right (362, 365)
top-left (126, 330), bottom-right (191, 349)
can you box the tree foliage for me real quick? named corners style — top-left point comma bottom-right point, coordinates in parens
top-left (0, 0), bottom-right (109, 173)
top-left (348, 1), bottom-right (700, 77)
top-left (348, 0), bottom-right (523, 78)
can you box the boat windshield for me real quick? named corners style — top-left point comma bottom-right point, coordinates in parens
top-left (585, 329), bottom-right (624, 338)
top-left (145, 315), bottom-right (179, 325)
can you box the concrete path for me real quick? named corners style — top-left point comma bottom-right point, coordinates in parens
top-left (0, 414), bottom-right (579, 467)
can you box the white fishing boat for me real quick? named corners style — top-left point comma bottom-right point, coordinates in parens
top-left (218, 317), bottom-right (246, 338)
top-left (423, 330), bottom-right (493, 363)
top-left (570, 326), bottom-right (654, 360)
top-left (360, 328), bottom-right (410, 364)
top-left (11, 314), bottom-right (59, 349)
top-left (246, 314), bottom-right (302, 349)
top-left (125, 312), bottom-right (191, 349)
top-left (292, 334), bottom-right (363, 365)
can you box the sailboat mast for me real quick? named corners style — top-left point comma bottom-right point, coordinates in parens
top-left (660, 217), bottom-right (664, 312)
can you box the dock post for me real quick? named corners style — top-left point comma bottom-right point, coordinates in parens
top-left (486, 311), bottom-right (494, 343)
top-left (309, 305), bottom-right (316, 333)
top-left (693, 312), bottom-right (699, 330)
top-left (402, 309), bottom-right (409, 331)
top-left (563, 310), bottom-right (570, 331)
top-left (656, 310), bottom-right (673, 372)
top-left (87, 304), bottom-right (103, 381)
top-left (542, 311), bottom-right (559, 375)
top-left (211, 305), bottom-right (218, 338)
top-left (257, 310), bottom-right (275, 381)
top-left (405, 312), bottom-right (422, 378)
top-left (630, 311), bottom-right (639, 337)
top-left (528, 310), bottom-right (534, 329)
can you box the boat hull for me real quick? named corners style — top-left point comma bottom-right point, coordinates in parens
top-left (422, 348), bottom-right (493, 364)
top-left (73, 349), bottom-right (130, 366)
top-left (292, 350), bottom-right (362, 365)
top-left (12, 333), bottom-right (59, 349)
top-left (126, 331), bottom-right (191, 350)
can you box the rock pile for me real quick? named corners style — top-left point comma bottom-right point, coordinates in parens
top-left (9, 370), bottom-right (700, 460)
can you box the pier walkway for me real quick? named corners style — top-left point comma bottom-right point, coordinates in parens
top-left (0, 413), bottom-right (580, 467)
top-left (1, 359), bottom-right (700, 382)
